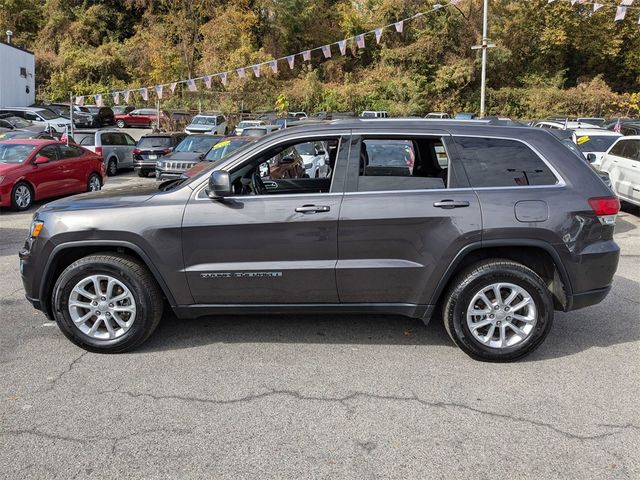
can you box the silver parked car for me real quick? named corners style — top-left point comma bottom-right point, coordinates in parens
top-left (73, 129), bottom-right (137, 175)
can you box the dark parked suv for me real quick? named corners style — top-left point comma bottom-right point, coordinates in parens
top-left (133, 132), bottom-right (187, 177)
top-left (19, 120), bottom-right (620, 361)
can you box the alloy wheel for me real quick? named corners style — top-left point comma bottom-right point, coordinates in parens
top-left (14, 185), bottom-right (31, 209)
top-left (466, 282), bottom-right (537, 349)
top-left (89, 176), bottom-right (101, 191)
top-left (68, 274), bottom-right (137, 340)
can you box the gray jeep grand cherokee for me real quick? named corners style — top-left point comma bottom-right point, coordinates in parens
top-left (19, 120), bottom-right (620, 361)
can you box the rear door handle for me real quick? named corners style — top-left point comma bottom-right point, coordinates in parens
top-left (295, 205), bottom-right (330, 213)
top-left (433, 200), bottom-right (470, 209)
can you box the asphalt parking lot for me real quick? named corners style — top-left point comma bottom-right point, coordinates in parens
top-left (1, 172), bottom-right (639, 479)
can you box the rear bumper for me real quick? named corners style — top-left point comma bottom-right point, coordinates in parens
top-left (567, 286), bottom-right (612, 311)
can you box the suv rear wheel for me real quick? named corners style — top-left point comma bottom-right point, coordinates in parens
top-left (442, 259), bottom-right (553, 362)
top-left (52, 254), bottom-right (163, 353)
top-left (107, 158), bottom-right (118, 176)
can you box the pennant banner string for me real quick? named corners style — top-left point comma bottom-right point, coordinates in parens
top-left (75, 1), bottom-right (462, 101)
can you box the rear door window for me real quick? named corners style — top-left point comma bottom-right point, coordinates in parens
top-left (76, 133), bottom-right (95, 146)
top-left (454, 137), bottom-right (558, 187)
top-left (38, 145), bottom-right (60, 161)
top-left (59, 145), bottom-right (84, 158)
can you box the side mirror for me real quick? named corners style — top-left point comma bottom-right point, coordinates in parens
top-left (280, 154), bottom-right (295, 164)
top-left (586, 153), bottom-right (597, 163)
top-left (207, 170), bottom-right (232, 200)
top-left (34, 156), bottom-right (50, 165)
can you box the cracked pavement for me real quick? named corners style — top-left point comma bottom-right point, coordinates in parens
top-left (1, 172), bottom-right (639, 479)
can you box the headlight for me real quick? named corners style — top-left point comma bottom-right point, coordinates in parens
top-left (156, 161), bottom-right (162, 167)
top-left (57, 123), bottom-right (68, 127)
top-left (304, 163), bottom-right (313, 169)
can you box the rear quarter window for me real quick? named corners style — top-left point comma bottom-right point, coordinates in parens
top-left (454, 137), bottom-right (558, 187)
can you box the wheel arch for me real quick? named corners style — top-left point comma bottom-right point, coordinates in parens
top-left (40, 241), bottom-right (177, 318)
top-left (431, 240), bottom-right (573, 312)
top-left (12, 177), bottom-right (38, 200)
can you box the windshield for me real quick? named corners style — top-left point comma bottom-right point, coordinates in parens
top-left (237, 121), bottom-right (262, 128)
top-left (575, 135), bottom-right (619, 153)
top-left (191, 116), bottom-right (217, 125)
top-left (5, 116), bottom-right (32, 128)
top-left (0, 143), bottom-right (37, 163)
top-left (37, 109), bottom-right (58, 120)
top-left (138, 136), bottom-right (172, 148)
top-left (295, 142), bottom-right (316, 156)
top-left (204, 139), bottom-right (254, 161)
top-left (174, 135), bottom-right (219, 153)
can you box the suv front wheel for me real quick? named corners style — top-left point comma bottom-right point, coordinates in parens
top-left (52, 254), bottom-right (163, 353)
top-left (443, 260), bottom-right (554, 362)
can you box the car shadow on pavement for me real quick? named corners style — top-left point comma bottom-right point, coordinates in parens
top-left (525, 274), bottom-right (640, 362)
top-left (615, 215), bottom-right (637, 235)
top-left (139, 274), bottom-right (639, 360)
top-left (139, 312), bottom-right (453, 352)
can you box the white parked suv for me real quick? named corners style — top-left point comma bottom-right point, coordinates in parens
top-left (599, 136), bottom-right (640, 207)
top-left (185, 114), bottom-right (228, 135)
top-left (294, 141), bottom-right (331, 178)
top-left (0, 107), bottom-right (71, 133)
top-left (234, 120), bottom-right (265, 136)
top-left (571, 128), bottom-right (622, 168)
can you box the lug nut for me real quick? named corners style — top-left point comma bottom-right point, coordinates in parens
top-left (101, 296), bottom-right (106, 301)
top-left (494, 305), bottom-right (500, 310)
top-left (496, 321), bottom-right (501, 326)
top-left (105, 312), bottom-right (111, 317)
top-left (92, 301), bottom-right (97, 306)
top-left (109, 303), bottom-right (114, 308)
top-left (504, 306), bottom-right (510, 312)
top-left (489, 314), bottom-right (495, 319)
top-left (506, 316), bottom-right (512, 321)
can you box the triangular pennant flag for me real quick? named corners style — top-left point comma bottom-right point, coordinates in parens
top-left (374, 28), bottom-right (383, 44)
top-left (302, 50), bottom-right (311, 61)
top-left (204, 75), bottom-right (212, 89)
top-left (571, 0), bottom-right (578, 5)
top-left (412, 12), bottom-right (424, 18)
top-left (155, 85), bottom-right (163, 100)
top-left (269, 60), bottom-right (278, 74)
top-left (169, 82), bottom-right (177, 93)
top-left (356, 34), bottom-right (365, 49)
top-left (111, 92), bottom-right (119, 105)
top-left (448, 0), bottom-right (461, 5)
top-left (140, 87), bottom-right (148, 101)
top-left (94, 94), bottom-right (103, 107)
top-left (236, 67), bottom-right (246, 79)
top-left (219, 72), bottom-right (228, 85)
top-left (621, 0), bottom-right (633, 5)
top-left (394, 21), bottom-right (404, 33)
top-left (433, 4), bottom-right (444, 10)
top-left (287, 55), bottom-right (295, 69)
top-left (615, 5), bottom-right (627, 20)
top-left (187, 79), bottom-right (197, 92)
top-left (252, 64), bottom-right (261, 78)
top-left (124, 90), bottom-right (130, 104)
top-left (593, 2), bottom-right (603, 10)
top-left (321, 45), bottom-right (332, 59)
top-left (338, 39), bottom-right (347, 55)
top-left (75, 96), bottom-right (84, 106)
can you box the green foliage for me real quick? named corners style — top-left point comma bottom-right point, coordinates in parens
top-left (1, 0), bottom-right (639, 117)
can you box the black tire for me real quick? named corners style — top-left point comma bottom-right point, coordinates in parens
top-left (10, 181), bottom-right (34, 211)
top-left (107, 158), bottom-right (118, 176)
top-left (137, 170), bottom-right (147, 178)
top-left (87, 173), bottom-right (102, 192)
top-left (442, 259), bottom-right (554, 362)
top-left (116, 119), bottom-right (126, 128)
top-left (52, 254), bottom-right (164, 353)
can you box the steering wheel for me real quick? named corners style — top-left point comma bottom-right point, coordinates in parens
top-left (251, 170), bottom-right (267, 195)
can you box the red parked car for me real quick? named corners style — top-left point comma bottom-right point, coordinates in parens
top-left (0, 139), bottom-right (106, 211)
top-left (115, 108), bottom-right (165, 128)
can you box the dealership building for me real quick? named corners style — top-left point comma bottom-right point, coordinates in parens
top-left (0, 39), bottom-right (36, 108)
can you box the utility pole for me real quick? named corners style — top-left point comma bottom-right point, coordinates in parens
top-left (69, 92), bottom-right (74, 141)
top-left (471, 0), bottom-right (495, 118)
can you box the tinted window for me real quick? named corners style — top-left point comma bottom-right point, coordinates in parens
top-left (619, 140), bottom-right (640, 161)
top-left (454, 137), bottom-right (557, 187)
top-left (204, 139), bottom-right (254, 161)
top-left (39, 145), bottom-right (59, 161)
top-left (357, 138), bottom-right (449, 192)
top-left (101, 133), bottom-right (114, 146)
top-left (59, 145), bottom-right (83, 158)
top-left (123, 134), bottom-right (136, 146)
top-left (609, 140), bottom-right (627, 157)
top-left (174, 135), bottom-right (220, 153)
top-left (138, 136), bottom-right (172, 148)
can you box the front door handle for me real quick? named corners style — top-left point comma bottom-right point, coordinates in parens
top-left (433, 199), bottom-right (470, 209)
top-left (295, 205), bottom-right (330, 213)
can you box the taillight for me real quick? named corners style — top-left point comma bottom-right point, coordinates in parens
top-left (95, 146), bottom-right (103, 156)
top-left (588, 196), bottom-right (620, 225)
top-left (133, 148), bottom-right (141, 155)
